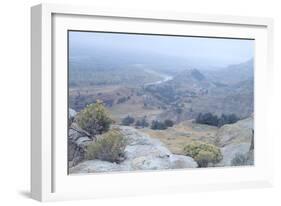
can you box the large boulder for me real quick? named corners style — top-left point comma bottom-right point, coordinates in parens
top-left (219, 143), bottom-right (251, 166)
top-left (216, 117), bottom-right (254, 166)
top-left (69, 126), bottom-right (197, 173)
top-left (216, 117), bottom-right (253, 147)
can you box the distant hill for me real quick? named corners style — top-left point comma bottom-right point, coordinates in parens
top-left (69, 46), bottom-right (190, 87)
top-left (145, 60), bottom-right (253, 121)
top-left (204, 59), bottom-right (253, 85)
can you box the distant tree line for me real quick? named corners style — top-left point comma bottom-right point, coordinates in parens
top-left (150, 119), bottom-right (174, 130)
top-left (135, 118), bottom-right (149, 128)
top-left (195, 113), bottom-right (239, 127)
top-left (121, 115), bottom-right (149, 128)
top-left (121, 115), bottom-right (174, 130)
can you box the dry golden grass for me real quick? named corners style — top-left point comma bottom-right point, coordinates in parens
top-left (109, 103), bottom-right (162, 123)
top-left (139, 120), bottom-right (218, 155)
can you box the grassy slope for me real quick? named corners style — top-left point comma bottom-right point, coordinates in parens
top-left (139, 120), bottom-right (218, 155)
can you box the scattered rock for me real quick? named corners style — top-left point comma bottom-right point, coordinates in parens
top-left (69, 126), bottom-right (198, 173)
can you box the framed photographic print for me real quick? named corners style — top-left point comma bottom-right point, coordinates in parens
top-left (31, 3), bottom-right (274, 201)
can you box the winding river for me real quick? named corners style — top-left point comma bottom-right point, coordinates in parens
top-left (144, 69), bottom-right (174, 86)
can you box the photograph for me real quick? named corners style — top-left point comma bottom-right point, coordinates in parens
top-left (67, 31), bottom-right (254, 174)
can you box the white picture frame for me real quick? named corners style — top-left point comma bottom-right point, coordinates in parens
top-left (31, 3), bottom-right (274, 202)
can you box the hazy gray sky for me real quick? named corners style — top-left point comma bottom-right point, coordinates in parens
top-left (69, 31), bottom-right (254, 67)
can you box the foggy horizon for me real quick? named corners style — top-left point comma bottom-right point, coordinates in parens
top-left (69, 31), bottom-right (254, 69)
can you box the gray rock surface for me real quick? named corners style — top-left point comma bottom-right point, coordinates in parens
top-left (216, 117), bottom-right (254, 166)
top-left (68, 122), bottom-right (93, 167)
top-left (69, 108), bottom-right (77, 119)
top-left (216, 117), bottom-right (253, 147)
top-left (69, 126), bottom-right (197, 173)
top-left (219, 143), bottom-right (251, 166)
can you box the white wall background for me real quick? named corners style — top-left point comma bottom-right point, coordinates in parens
top-left (0, 0), bottom-right (280, 205)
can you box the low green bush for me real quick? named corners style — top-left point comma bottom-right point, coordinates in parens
top-left (196, 113), bottom-right (219, 126)
top-left (76, 101), bottom-right (113, 136)
top-left (86, 129), bottom-right (127, 163)
top-left (183, 141), bottom-right (222, 167)
top-left (151, 120), bottom-right (167, 130)
top-left (121, 115), bottom-right (135, 126)
top-left (135, 117), bottom-right (149, 128)
top-left (164, 119), bottom-right (174, 127)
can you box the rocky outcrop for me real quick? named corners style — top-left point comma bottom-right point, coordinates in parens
top-left (68, 122), bottom-right (93, 167)
top-left (216, 117), bottom-right (254, 166)
top-left (69, 126), bottom-right (197, 173)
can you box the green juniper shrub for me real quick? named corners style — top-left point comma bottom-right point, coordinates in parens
top-left (164, 119), bottom-right (174, 127)
top-left (183, 141), bottom-right (222, 167)
top-left (195, 150), bottom-right (215, 167)
top-left (135, 120), bottom-right (141, 127)
top-left (217, 113), bottom-right (239, 127)
top-left (86, 129), bottom-right (127, 163)
top-left (196, 113), bottom-right (240, 127)
top-left (150, 120), bottom-right (167, 130)
top-left (117, 96), bottom-right (127, 104)
top-left (76, 101), bottom-right (113, 136)
top-left (135, 117), bottom-right (149, 128)
top-left (196, 113), bottom-right (219, 126)
top-left (121, 115), bottom-right (135, 126)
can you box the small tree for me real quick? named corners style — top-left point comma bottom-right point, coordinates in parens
top-left (164, 119), bottom-right (174, 127)
top-left (76, 101), bottom-right (113, 136)
top-left (117, 96), bottom-right (127, 104)
top-left (196, 113), bottom-right (219, 126)
top-left (183, 141), bottom-right (222, 167)
top-left (151, 120), bottom-right (167, 130)
top-left (227, 114), bottom-right (239, 124)
top-left (135, 117), bottom-right (149, 128)
top-left (135, 120), bottom-right (141, 127)
top-left (86, 129), bottom-right (127, 163)
top-left (218, 113), bottom-right (239, 127)
top-left (121, 115), bottom-right (135, 126)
